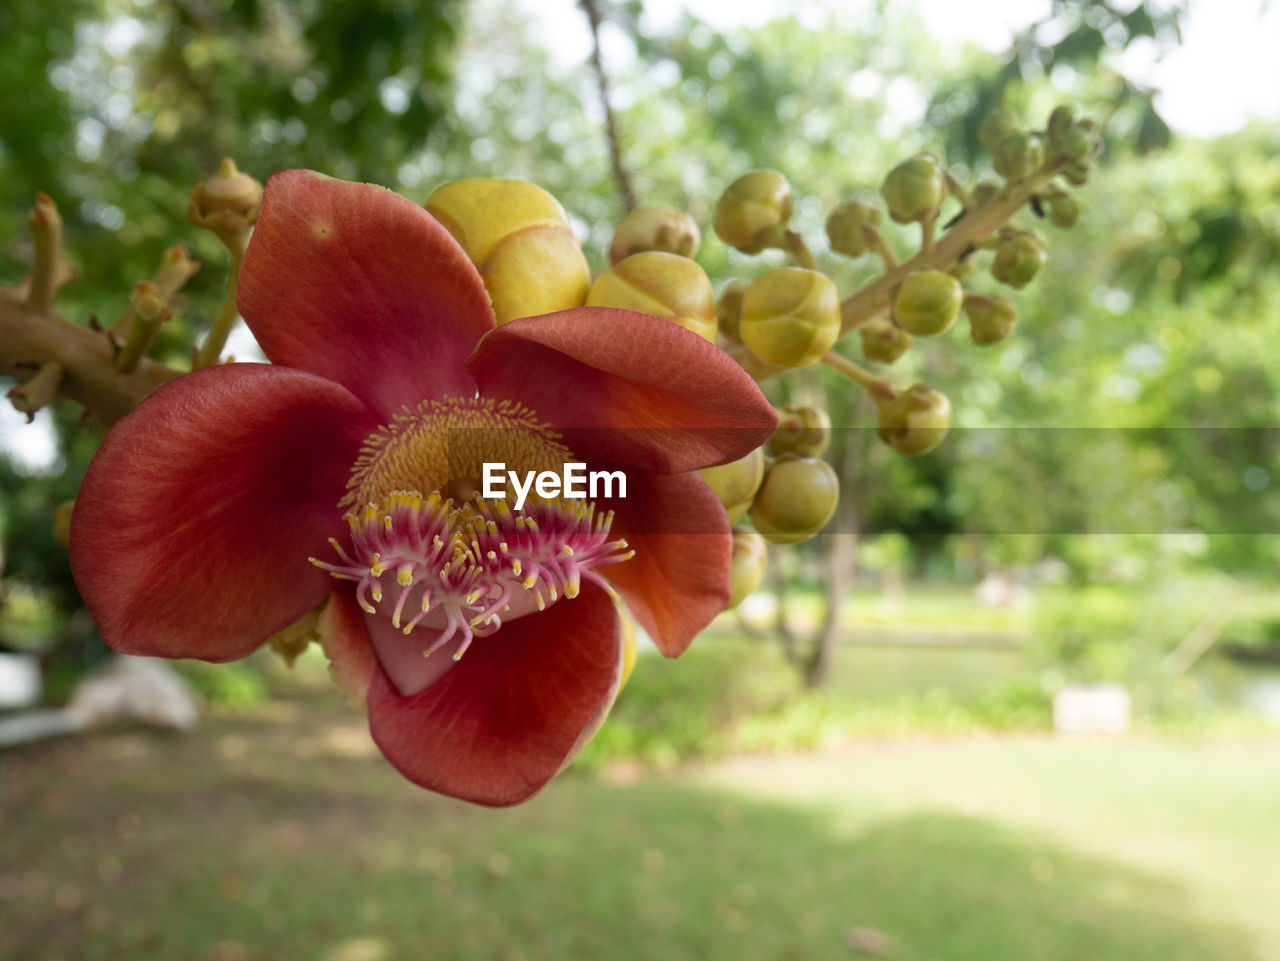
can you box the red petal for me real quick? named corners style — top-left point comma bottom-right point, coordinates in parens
top-left (466, 307), bottom-right (777, 473)
top-left (238, 170), bottom-right (495, 418)
top-left (600, 469), bottom-right (732, 657)
top-left (367, 582), bottom-right (622, 806)
top-left (318, 589), bottom-right (380, 709)
top-left (70, 365), bottom-right (375, 661)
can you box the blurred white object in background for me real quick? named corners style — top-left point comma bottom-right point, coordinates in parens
top-left (0, 649), bottom-right (42, 709)
top-left (1054, 683), bottom-right (1132, 734)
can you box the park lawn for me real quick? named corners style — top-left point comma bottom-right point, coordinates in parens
top-left (2, 689), bottom-right (1278, 961)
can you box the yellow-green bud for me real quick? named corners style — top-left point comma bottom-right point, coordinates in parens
top-left (427, 178), bottom-right (590, 325)
top-left (1061, 160), bottom-right (1090, 186)
top-left (728, 529), bottom-right (768, 608)
top-left (749, 455), bottom-right (840, 545)
top-left (860, 317), bottom-right (913, 364)
top-left (1047, 104), bottom-right (1077, 145)
top-left (618, 603), bottom-right (638, 687)
top-left (1048, 195), bottom-right (1081, 228)
top-left (881, 154), bottom-right (947, 225)
top-left (769, 405), bottom-right (831, 458)
top-left (825, 200), bottom-right (883, 258)
top-left (716, 278), bottom-right (749, 342)
top-left (964, 292), bottom-right (1019, 346)
top-left (876, 384), bottom-right (951, 458)
top-left (979, 107), bottom-right (1019, 152)
top-left (52, 500), bottom-right (74, 548)
top-left (892, 269), bottom-right (963, 337)
top-left (991, 233), bottom-right (1047, 290)
top-left (992, 132), bottom-right (1045, 182)
top-left (948, 258), bottom-right (978, 282)
top-left (586, 251), bottom-right (716, 341)
top-left (713, 169), bottom-right (794, 252)
top-left (1054, 126), bottom-right (1096, 164)
top-left (698, 447), bottom-right (766, 524)
top-left (739, 267), bottom-right (841, 368)
top-left (972, 180), bottom-right (1001, 206)
top-left (609, 206), bottom-right (700, 264)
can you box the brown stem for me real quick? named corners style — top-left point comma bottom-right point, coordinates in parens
top-left (7, 360), bottom-right (64, 422)
top-left (1, 287), bottom-right (182, 427)
top-left (580, 0), bottom-right (637, 212)
top-left (781, 229), bottom-right (818, 270)
top-left (25, 193), bottom-right (68, 315)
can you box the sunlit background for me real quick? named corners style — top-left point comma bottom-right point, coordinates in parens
top-left (2, 0), bottom-right (1279, 959)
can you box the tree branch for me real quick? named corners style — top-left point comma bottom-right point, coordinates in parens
top-left (579, 0), bottom-right (637, 212)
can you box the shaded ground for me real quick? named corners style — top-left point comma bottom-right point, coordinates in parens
top-left (2, 688), bottom-right (1278, 961)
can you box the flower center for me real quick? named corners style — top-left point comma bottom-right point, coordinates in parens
top-left (313, 397), bottom-right (634, 670)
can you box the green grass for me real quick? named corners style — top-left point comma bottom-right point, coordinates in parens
top-left (3, 687), bottom-right (1278, 961)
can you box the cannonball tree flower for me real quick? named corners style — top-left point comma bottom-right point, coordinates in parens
top-left (69, 171), bottom-right (776, 806)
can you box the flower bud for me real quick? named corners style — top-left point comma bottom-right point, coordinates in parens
top-left (739, 267), bottom-right (841, 368)
top-left (876, 384), bottom-right (951, 457)
top-left (52, 500), bottom-right (74, 548)
top-left (749, 454), bottom-right (840, 545)
top-left (1054, 126), bottom-right (1097, 164)
top-left (728, 529), bottom-right (768, 608)
top-left (609, 206), bottom-right (700, 264)
top-left (618, 605), bottom-right (638, 687)
top-left (971, 180), bottom-right (1001, 206)
top-left (1048, 195), bottom-right (1081, 228)
top-left (825, 200), bottom-right (883, 258)
top-left (698, 447), bottom-right (766, 524)
top-left (860, 317), bottom-right (913, 364)
top-left (587, 250), bottom-right (716, 341)
top-left (991, 233), bottom-right (1047, 290)
top-left (964, 292), bottom-right (1019, 345)
top-left (979, 107), bottom-right (1019, 152)
top-left (1046, 104), bottom-right (1077, 145)
top-left (186, 157), bottom-right (262, 252)
top-left (1060, 161), bottom-right (1090, 186)
top-left (716, 278), bottom-right (749, 342)
top-left (427, 178), bottom-right (590, 325)
top-left (713, 169), bottom-right (794, 252)
top-left (881, 154), bottom-right (947, 224)
top-left (769, 405), bottom-right (831, 458)
top-left (992, 132), bottom-right (1045, 182)
top-left (892, 269), bottom-right (963, 337)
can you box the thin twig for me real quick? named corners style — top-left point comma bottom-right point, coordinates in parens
top-left (580, 0), bottom-right (637, 212)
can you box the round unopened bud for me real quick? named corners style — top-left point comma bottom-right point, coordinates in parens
top-left (1054, 126), bottom-right (1096, 164)
top-left (992, 233), bottom-right (1047, 290)
top-left (728, 529), bottom-right (768, 608)
top-left (877, 384), bottom-right (951, 458)
top-left (825, 200), bottom-right (883, 258)
top-left (609, 206), bottom-right (700, 264)
top-left (860, 317), bottom-right (913, 364)
top-left (749, 455), bottom-right (840, 545)
top-left (992, 132), bottom-right (1045, 182)
top-left (186, 157), bottom-right (262, 251)
top-left (587, 251), bottom-right (716, 341)
top-left (979, 107), bottom-right (1018, 152)
top-left (1047, 104), bottom-right (1077, 145)
top-left (769, 405), bottom-right (831, 458)
top-left (713, 169), bottom-right (794, 252)
top-left (1060, 160), bottom-right (1090, 186)
top-left (427, 178), bottom-right (590, 325)
top-left (892, 269), bottom-right (963, 337)
top-left (972, 180), bottom-right (1001, 206)
top-left (699, 447), bottom-right (766, 524)
top-left (964, 293), bottom-right (1019, 345)
top-left (881, 155), bottom-right (947, 224)
top-left (716, 279), bottom-right (750, 342)
top-left (739, 267), bottom-right (841, 368)
top-left (1048, 195), bottom-right (1081, 228)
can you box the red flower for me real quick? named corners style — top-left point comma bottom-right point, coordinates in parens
top-left (69, 171), bottom-right (776, 805)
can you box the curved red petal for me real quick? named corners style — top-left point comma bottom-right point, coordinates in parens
top-left (238, 170), bottom-right (495, 418)
top-left (600, 469), bottom-right (732, 657)
top-left (466, 307), bottom-right (777, 473)
top-left (318, 589), bottom-right (380, 709)
top-left (70, 364), bottom-right (376, 661)
top-left (367, 582), bottom-right (622, 806)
